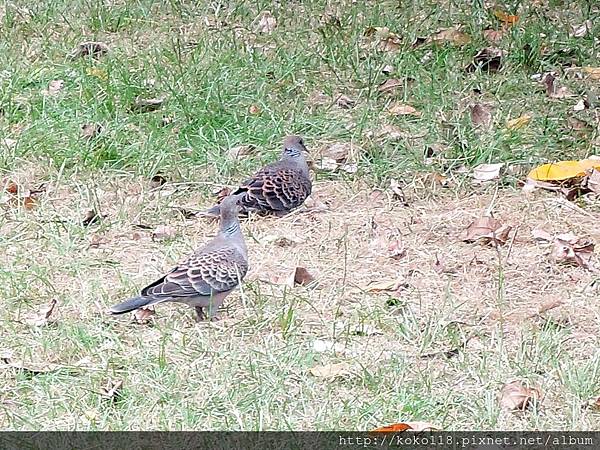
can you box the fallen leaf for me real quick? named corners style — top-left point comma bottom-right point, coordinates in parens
top-left (360, 279), bottom-right (403, 293)
top-left (248, 104), bottom-right (261, 115)
top-left (255, 11), bottom-right (276, 34)
top-left (470, 104), bottom-right (493, 129)
top-left (551, 235), bottom-right (594, 269)
top-left (43, 79), bottom-right (64, 96)
top-left (372, 422), bottom-right (440, 432)
top-left (466, 47), bottom-right (504, 72)
top-left (389, 179), bottom-right (407, 205)
top-left (69, 41), bottom-right (109, 59)
top-left (528, 159), bottom-right (600, 181)
top-left (499, 381), bottom-right (541, 411)
top-left (82, 209), bottom-right (101, 226)
top-left (483, 29), bottom-right (504, 43)
top-left (89, 234), bottom-right (108, 247)
top-left (364, 27), bottom-right (402, 52)
top-left (313, 339), bottom-right (345, 353)
top-left (294, 267), bottom-right (315, 286)
top-left (427, 28), bottom-right (471, 46)
top-left (4, 180), bottom-right (18, 194)
top-left (582, 67), bottom-right (600, 80)
top-left (335, 94), bottom-right (355, 109)
top-left (349, 324), bottom-right (383, 336)
top-left (101, 379), bottom-right (123, 401)
top-left (573, 99), bottom-right (587, 111)
top-left (381, 64), bottom-right (394, 75)
top-left (22, 299), bottom-right (58, 327)
top-left (586, 169), bottom-right (600, 194)
top-left (567, 117), bottom-right (590, 131)
top-left (22, 196), bottom-right (35, 210)
top-left (472, 163), bottom-right (504, 182)
top-left (387, 240), bottom-right (406, 260)
top-left (378, 78), bottom-right (407, 94)
top-left (388, 103), bottom-right (420, 116)
top-left (152, 225), bottom-right (176, 241)
top-left (494, 10), bottom-right (519, 26)
top-left (531, 228), bottom-right (553, 242)
top-left (506, 114), bottom-right (531, 130)
top-left (131, 96), bottom-right (165, 113)
top-left (0, 356), bottom-right (62, 376)
top-left (321, 142), bottom-right (353, 162)
top-left (80, 123), bottom-right (103, 139)
top-left (570, 20), bottom-right (592, 38)
top-left (86, 67), bottom-right (108, 81)
top-left (133, 307), bottom-right (155, 324)
top-left (227, 144), bottom-right (257, 160)
top-left (2, 138), bottom-right (17, 150)
top-left (433, 253), bottom-right (456, 274)
top-left (584, 397), bottom-right (600, 411)
top-left (464, 216), bottom-right (512, 246)
top-left (544, 73), bottom-right (573, 99)
top-left (308, 362), bottom-right (351, 378)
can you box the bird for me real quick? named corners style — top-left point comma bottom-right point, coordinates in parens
top-left (204, 135), bottom-right (312, 217)
top-left (109, 193), bottom-right (248, 322)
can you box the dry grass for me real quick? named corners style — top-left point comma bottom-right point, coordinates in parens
top-left (2, 165), bottom-right (600, 430)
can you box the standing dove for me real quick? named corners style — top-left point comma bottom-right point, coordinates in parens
top-left (206, 135), bottom-right (312, 217)
top-left (109, 194), bottom-right (248, 321)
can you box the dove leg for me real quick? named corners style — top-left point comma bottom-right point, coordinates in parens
top-left (194, 306), bottom-right (206, 322)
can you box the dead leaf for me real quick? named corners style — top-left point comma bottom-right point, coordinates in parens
top-left (82, 209), bottom-right (101, 226)
top-left (389, 179), bottom-right (407, 205)
top-left (464, 216), bottom-right (512, 246)
top-left (2, 138), bottom-right (17, 150)
top-left (570, 20), bottom-right (592, 38)
top-left (388, 103), bottom-right (420, 116)
top-left (584, 397), bottom-right (600, 411)
top-left (152, 225), bottom-right (176, 241)
top-left (372, 422), bottom-right (440, 432)
top-left (506, 114), bottom-right (531, 130)
top-left (294, 267), bottom-right (315, 286)
top-left (544, 73), bottom-right (573, 99)
top-left (582, 67), bottom-right (600, 80)
top-left (466, 47), bottom-right (504, 72)
top-left (131, 96), bottom-right (165, 113)
top-left (133, 307), bottom-right (155, 324)
top-left (308, 362), bottom-right (351, 378)
top-left (4, 180), bottom-right (18, 195)
top-left (387, 240), bottom-right (406, 260)
top-left (86, 67), bottom-right (108, 81)
top-left (483, 29), bottom-right (504, 43)
top-left (528, 159), bottom-right (600, 181)
top-left (43, 79), bottom-right (64, 96)
top-left (255, 11), bottom-right (276, 34)
top-left (80, 123), bottom-right (103, 139)
top-left (472, 163), bottom-right (504, 182)
top-left (499, 381), bottom-right (541, 411)
top-left (228, 144), bottom-right (257, 160)
top-left (69, 41), bottom-right (109, 59)
top-left (377, 78), bottom-right (404, 94)
top-left (22, 196), bottom-right (35, 210)
top-left (494, 10), bottom-right (519, 26)
top-left (531, 228), bottom-right (553, 242)
top-left (586, 169), bottom-right (600, 194)
top-left (433, 253), bottom-right (456, 274)
top-left (248, 104), bottom-right (261, 115)
top-left (551, 235), bottom-right (594, 269)
top-left (359, 279), bottom-right (403, 293)
top-left (567, 117), bottom-right (590, 131)
top-left (335, 94), bottom-right (355, 109)
top-left (101, 379), bottom-right (123, 401)
top-left (313, 339), bottom-right (345, 353)
top-left (22, 299), bottom-right (58, 327)
top-left (150, 174), bottom-right (167, 189)
top-left (364, 27), bottom-right (402, 52)
top-left (0, 356), bottom-right (62, 376)
top-left (573, 99), bottom-right (587, 111)
top-left (470, 104), bottom-right (493, 129)
top-left (321, 142), bottom-right (352, 162)
top-left (381, 64), bottom-right (394, 75)
top-left (427, 28), bottom-right (471, 46)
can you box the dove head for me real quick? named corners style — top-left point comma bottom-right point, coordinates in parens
top-left (282, 135), bottom-right (308, 159)
top-left (219, 194), bottom-right (243, 236)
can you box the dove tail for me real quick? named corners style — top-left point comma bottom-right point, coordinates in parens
top-left (109, 296), bottom-right (155, 315)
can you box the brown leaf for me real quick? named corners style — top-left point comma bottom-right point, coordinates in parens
top-left (359, 279), bottom-right (403, 293)
top-left (531, 228), bottom-right (553, 242)
top-left (80, 123), bottom-right (103, 139)
top-left (544, 73), bottom-right (573, 99)
top-left (228, 144), bottom-right (257, 160)
top-left (493, 10), bottom-right (519, 26)
top-left (131, 96), bottom-right (165, 113)
top-left (22, 299), bottom-right (58, 327)
top-left (101, 379), bottom-right (124, 401)
top-left (427, 28), bottom-right (471, 46)
top-left (69, 41), bottom-right (109, 59)
top-left (377, 78), bottom-right (404, 94)
top-left (4, 180), bottom-right (18, 195)
top-left (388, 103), bottom-right (420, 116)
top-left (464, 216), bottom-right (512, 246)
top-left (152, 225), bottom-right (176, 241)
top-left (570, 20), bottom-right (592, 38)
top-left (150, 174), bottom-right (168, 189)
top-left (248, 104), bottom-right (261, 115)
top-left (294, 267), bottom-right (315, 286)
top-left (582, 67), bottom-right (600, 80)
top-left (364, 27), bottom-right (402, 52)
top-left (82, 209), bottom-right (102, 226)
top-left (466, 47), bottom-right (504, 73)
top-left (0, 354), bottom-right (62, 376)
top-left (22, 196), bottom-right (36, 210)
top-left (308, 362), bottom-right (351, 378)
top-left (470, 103), bottom-right (493, 129)
top-left (335, 94), bottom-right (355, 109)
top-left (550, 234), bottom-right (594, 269)
top-left (389, 179), bottom-right (407, 204)
top-left (133, 307), bottom-right (155, 324)
top-left (483, 29), bottom-right (505, 43)
top-left (255, 11), bottom-right (276, 34)
top-left (506, 114), bottom-right (532, 130)
top-left (499, 381), bottom-right (541, 411)
top-left (472, 163), bottom-right (503, 182)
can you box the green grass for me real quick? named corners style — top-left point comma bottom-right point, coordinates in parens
top-left (1, 0), bottom-right (600, 431)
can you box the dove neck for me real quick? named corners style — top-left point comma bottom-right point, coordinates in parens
top-left (283, 147), bottom-right (302, 158)
top-left (219, 211), bottom-right (241, 236)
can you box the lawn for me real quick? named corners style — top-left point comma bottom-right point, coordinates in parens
top-left (1, 0), bottom-right (599, 430)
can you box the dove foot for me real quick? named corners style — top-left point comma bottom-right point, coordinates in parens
top-left (194, 306), bottom-right (221, 322)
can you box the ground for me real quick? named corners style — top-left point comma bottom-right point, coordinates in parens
top-left (1, 0), bottom-right (599, 431)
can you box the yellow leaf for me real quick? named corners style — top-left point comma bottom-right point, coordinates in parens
top-left (494, 9), bottom-right (519, 26)
top-left (506, 114), bottom-right (531, 130)
top-left (86, 67), bottom-right (108, 81)
top-left (528, 159), bottom-right (600, 181)
top-left (582, 67), bottom-right (600, 80)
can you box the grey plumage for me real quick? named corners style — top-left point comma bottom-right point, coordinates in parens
top-left (205, 135), bottom-right (312, 217)
top-left (109, 194), bottom-right (248, 321)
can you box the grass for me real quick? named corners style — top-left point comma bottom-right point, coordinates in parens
top-left (1, 0), bottom-right (600, 431)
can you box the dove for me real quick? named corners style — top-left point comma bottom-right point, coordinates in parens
top-left (205, 135), bottom-right (312, 217)
top-left (109, 194), bottom-right (248, 321)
